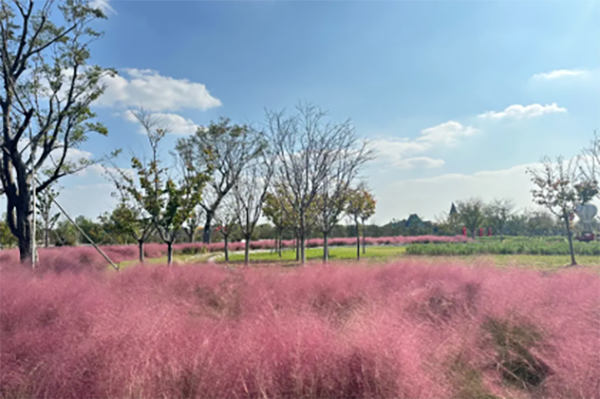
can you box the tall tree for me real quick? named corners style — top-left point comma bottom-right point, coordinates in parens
top-left (109, 109), bottom-right (209, 265)
top-left (345, 187), bottom-right (376, 260)
top-left (456, 198), bottom-right (485, 239)
top-left (527, 156), bottom-right (598, 266)
top-left (267, 103), bottom-right (369, 264)
top-left (313, 134), bottom-right (372, 262)
top-left (578, 131), bottom-right (599, 200)
top-left (0, 0), bottom-right (115, 263)
top-left (99, 198), bottom-right (155, 262)
top-left (233, 146), bottom-right (274, 265)
top-left (175, 118), bottom-right (264, 244)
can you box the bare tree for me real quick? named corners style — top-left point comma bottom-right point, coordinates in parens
top-left (0, 0), bottom-right (115, 263)
top-left (313, 134), bottom-right (372, 262)
top-left (267, 103), bottom-right (369, 264)
top-left (578, 131), bottom-right (600, 200)
top-left (527, 156), bottom-right (598, 266)
top-left (175, 118), bottom-right (264, 244)
top-left (233, 149), bottom-right (274, 265)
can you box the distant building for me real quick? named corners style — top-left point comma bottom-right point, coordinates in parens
top-left (449, 203), bottom-right (458, 217)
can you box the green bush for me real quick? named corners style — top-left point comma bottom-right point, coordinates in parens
top-left (178, 246), bottom-right (207, 256)
top-left (405, 237), bottom-right (600, 256)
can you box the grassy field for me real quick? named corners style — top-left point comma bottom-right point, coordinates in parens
top-left (116, 251), bottom-right (215, 269)
top-left (222, 245), bottom-right (407, 263)
top-left (406, 253), bottom-right (600, 271)
top-left (116, 245), bottom-right (600, 272)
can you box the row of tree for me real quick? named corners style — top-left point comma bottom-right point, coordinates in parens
top-left (102, 104), bottom-right (374, 265)
top-left (436, 198), bottom-right (590, 238)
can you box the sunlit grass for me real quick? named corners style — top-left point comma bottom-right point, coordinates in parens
top-left (116, 252), bottom-right (214, 270)
top-left (401, 254), bottom-right (600, 271)
top-left (221, 245), bottom-right (408, 263)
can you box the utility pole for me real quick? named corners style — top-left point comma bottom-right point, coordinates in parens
top-left (30, 130), bottom-right (37, 268)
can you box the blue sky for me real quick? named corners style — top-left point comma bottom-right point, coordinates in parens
top-left (35, 0), bottom-right (600, 223)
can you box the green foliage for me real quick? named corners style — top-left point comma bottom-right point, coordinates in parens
top-left (175, 117), bottom-right (265, 244)
top-left (0, 215), bottom-right (17, 248)
top-left (346, 187), bottom-right (376, 223)
top-left (1, 0), bottom-right (115, 262)
top-left (482, 199), bottom-right (514, 236)
top-left (99, 200), bottom-right (146, 245)
top-left (74, 215), bottom-right (107, 244)
top-left (54, 219), bottom-right (79, 246)
top-left (456, 199), bottom-right (485, 238)
top-left (120, 120), bottom-right (210, 252)
top-left (405, 236), bottom-right (600, 256)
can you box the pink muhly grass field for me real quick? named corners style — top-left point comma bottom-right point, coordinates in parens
top-left (1, 260), bottom-right (598, 399)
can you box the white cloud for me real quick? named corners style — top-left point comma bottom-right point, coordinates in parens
top-left (89, 0), bottom-right (116, 15)
top-left (418, 121), bottom-right (479, 146)
top-left (371, 121), bottom-right (477, 169)
top-left (370, 138), bottom-right (430, 159)
top-left (393, 157), bottom-right (445, 170)
top-left (371, 162), bottom-right (540, 224)
top-left (96, 69), bottom-right (221, 112)
top-left (121, 111), bottom-right (199, 135)
top-left (532, 69), bottom-right (589, 80)
top-left (478, 103), bottom-right (567, 120)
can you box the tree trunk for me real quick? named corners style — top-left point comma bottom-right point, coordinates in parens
top-left (188, 229), bottom-right (195, 243)
top-left (18, 236), bottom-right (33, 265)
top-left (295, 233), bottom-right (300, 261)
top-left (323, 231), bottom-right (329, 262)
top-left (362, 219), bottom-right (366, 254)
top-left (138, 240), bottom-right (145, 263)
top-left (244, 236), bottom-right (250, 265)
top-left (167, 242), bottom-right (173, 266)
top-left (44, 226), bottom-right (50, 248)
top-left (224, 235), bottom-right (229, 262)
top-left (15, 202), bottom-right (33, 265)
top-left (564, 215), bottom-right (577, 266)
top-left (300, 212), bottom-right (306, 265)
top-left (278, 234), bottom-right (282, 257)
top-left (203, 211), bottom-right (213, 244)
top-left (356, 220), bottom-right (360, 260)
top-left (300, 233), bottom-right (306, 264)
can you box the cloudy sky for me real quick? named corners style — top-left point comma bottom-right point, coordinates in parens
top-left (16, 0), bottom-right (600, 224)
